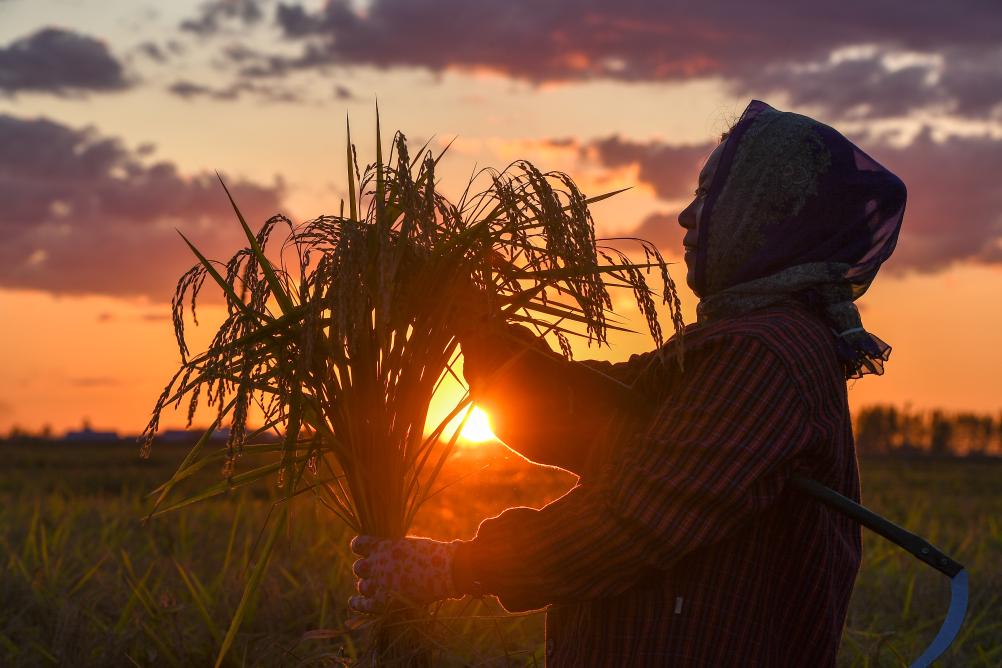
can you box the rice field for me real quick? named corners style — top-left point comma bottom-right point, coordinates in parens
top-left (0, 439), bottom-right (998, 666)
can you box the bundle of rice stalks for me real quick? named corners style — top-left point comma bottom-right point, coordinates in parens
top-left (142, 110), bottom-right (684, 665)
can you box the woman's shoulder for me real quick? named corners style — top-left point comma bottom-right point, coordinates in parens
top-left (633, 300), bottom-right (843, 399)
top-left (725, 301), bottom-right (834, 345)
top-left (676, 301), bottom-right (840, 372)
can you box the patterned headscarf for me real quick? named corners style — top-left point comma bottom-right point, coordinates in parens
top-left (694, 100), bottom-right (907, 379)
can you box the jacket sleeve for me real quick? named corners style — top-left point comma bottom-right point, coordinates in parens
top-left (461, 322), bottom-right (654, 476)
top-left (454, 334), bottom-right (816, 612)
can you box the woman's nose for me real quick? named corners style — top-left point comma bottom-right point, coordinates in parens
top-left (678, 201), bottom-right (696, 230)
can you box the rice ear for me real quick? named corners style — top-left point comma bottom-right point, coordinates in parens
top-left (346, 115), bottom-right (358, 221)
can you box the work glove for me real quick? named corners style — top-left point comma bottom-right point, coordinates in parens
top-left (349, 535), bottom-right (461, 614)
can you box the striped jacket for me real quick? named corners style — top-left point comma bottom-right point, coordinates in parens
top-left (454, 302), bottom-right (862, 666)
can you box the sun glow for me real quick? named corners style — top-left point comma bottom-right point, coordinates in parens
top-left (459, 406), bottom-right (497, 443)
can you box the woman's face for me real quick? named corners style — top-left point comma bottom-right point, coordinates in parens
top-left (677, 140), bottom-right (727, 296)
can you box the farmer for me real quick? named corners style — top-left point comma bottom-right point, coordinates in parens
top-left (350, 99), bottom-right (907, 666)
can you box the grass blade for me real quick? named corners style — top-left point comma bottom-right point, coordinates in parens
top-left (213, 509), bottom-right (287, 668)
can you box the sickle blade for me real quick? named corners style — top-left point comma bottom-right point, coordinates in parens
top-left (909, 569), bottom-right (968, 668)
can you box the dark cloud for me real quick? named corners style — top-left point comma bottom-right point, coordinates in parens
top-left (181, 0), bottom-right (266, 35)
top-left (929, 48), bottom-right (1002, 119)
top-left (0, 114), bottom-right (286, 299)
top-left (275, 2), bottom-right (331, 37)
top-left (624, 211), bottom-right (684, 257)
top-left (0, 28), bottom-right (129, 95)
top-left (222, 43), bottom-right (293, 78)
top-left (221, 42), bottom-right (260, 63)
top-left (584, 130), bottom-right (1002, 273)
top-left (168, 79), bottom-right (241, 101)
top-left (736, 46), bottom-right (1002, 121)
top-left (136, 41), bottom-right (168, 63)
top-left (737, 55), bottom-right (936, 120)
top-left (589, 136), bottom-right (715, 200)
top-left (878, 128), bottom-right (1002, 272)
top-left (263, 1), bottom-right (1002, 120)
top-left (134, 40), bottom-right (184, 64)
top-left (167, 78), bottom-right (302, 103)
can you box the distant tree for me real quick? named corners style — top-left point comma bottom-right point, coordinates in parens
top-left (953, 413), bottom-right (992, 455)
top-left (929, 411), bottom-right (953, 456)
top-left (855, 406), bottom-right (898, 454)
top-left (899, 405), bottom-right (927, 450)
top-left (997, 411), bottom-right (1002, 454)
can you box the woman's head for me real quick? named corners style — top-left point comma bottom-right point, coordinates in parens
top-left (676, 100), bottom-right (906, 301)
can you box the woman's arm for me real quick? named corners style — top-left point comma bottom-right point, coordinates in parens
top-left (452, 334), bottom-right (815, 612)
top-left (461, 321), bottom-right (654, 476)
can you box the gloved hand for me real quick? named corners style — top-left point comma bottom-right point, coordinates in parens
top-left (349, 535), bottom-right (461, 613)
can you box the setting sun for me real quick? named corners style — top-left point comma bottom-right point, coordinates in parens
top-left (460, 406), bottom-right (498, 443)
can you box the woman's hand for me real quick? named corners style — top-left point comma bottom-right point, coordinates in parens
top-left (444, 278), bottom-right (511, 385)
top-left (349, 535), bottom-right (461, 613)
top-left (444, 277), bottom-right (496, 340)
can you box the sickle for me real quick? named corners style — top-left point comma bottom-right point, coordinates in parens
top-left (790, 475), bottom-right (968, 667)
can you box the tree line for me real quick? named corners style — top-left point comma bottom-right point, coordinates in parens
top-left (855, 405), bottom-right (1002, 456)
top-left (3, 405), bottom-right (1002, 457)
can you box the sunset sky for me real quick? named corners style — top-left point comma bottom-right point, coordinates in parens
top-left (1, 0), bottom-right (1000, 436)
